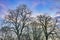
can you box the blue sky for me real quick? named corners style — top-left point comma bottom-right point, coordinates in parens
top-left (0, 0), bottom-right (60, 18)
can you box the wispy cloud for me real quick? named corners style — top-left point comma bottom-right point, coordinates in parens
top-left (0, 3), bottom-right (6, 9)
top-left (0, 3), bottom-right (7, 19)
top-left (32, 0), bottom-right (40, 8)
top-left (32, 0), bottom-right (47, 8)
top-left (50, 0), bottom-right (60, 10)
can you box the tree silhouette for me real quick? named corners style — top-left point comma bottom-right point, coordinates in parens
top-left (37, 15), bottom-right (56, 40)
top-left (4, 4), bottom-right (32, 40)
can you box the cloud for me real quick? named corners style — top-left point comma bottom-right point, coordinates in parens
top-left (0, 3), bottom-right (7, 19)
top-left (54, 0), bottom-right (60, 2)
top-left (32, 0), bottom-right (47, 9)
top-left (0, 3), bottom-right (6, 9)
top-left (0, 10), bottom-right (8, 19)
top-left (50, 0), bottom-right (60, 10)
top-left (56, 12), bottom-right (60, 15)
top-left (32, 0), bottom-right (40, 8)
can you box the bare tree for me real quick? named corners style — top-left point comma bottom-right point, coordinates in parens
top-left (30, 17), bottom-right (42, 40)
top-left (37, 14), bottom-right (56, 40)
top-left (0, 26), bottom-right (12, 40)
top-left (4, 4), bottom-right (32, 40)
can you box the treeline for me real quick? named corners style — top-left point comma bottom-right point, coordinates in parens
top-left (0, 4), bottom-right (60, 40)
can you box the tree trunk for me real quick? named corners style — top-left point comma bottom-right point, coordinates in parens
top-left (17, 35), bottom-right (20, 40)
top-left (46, 36), bottom-right (48, 40)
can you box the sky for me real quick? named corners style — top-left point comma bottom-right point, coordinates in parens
top-left (0, 0), bottom-right (60, 19)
